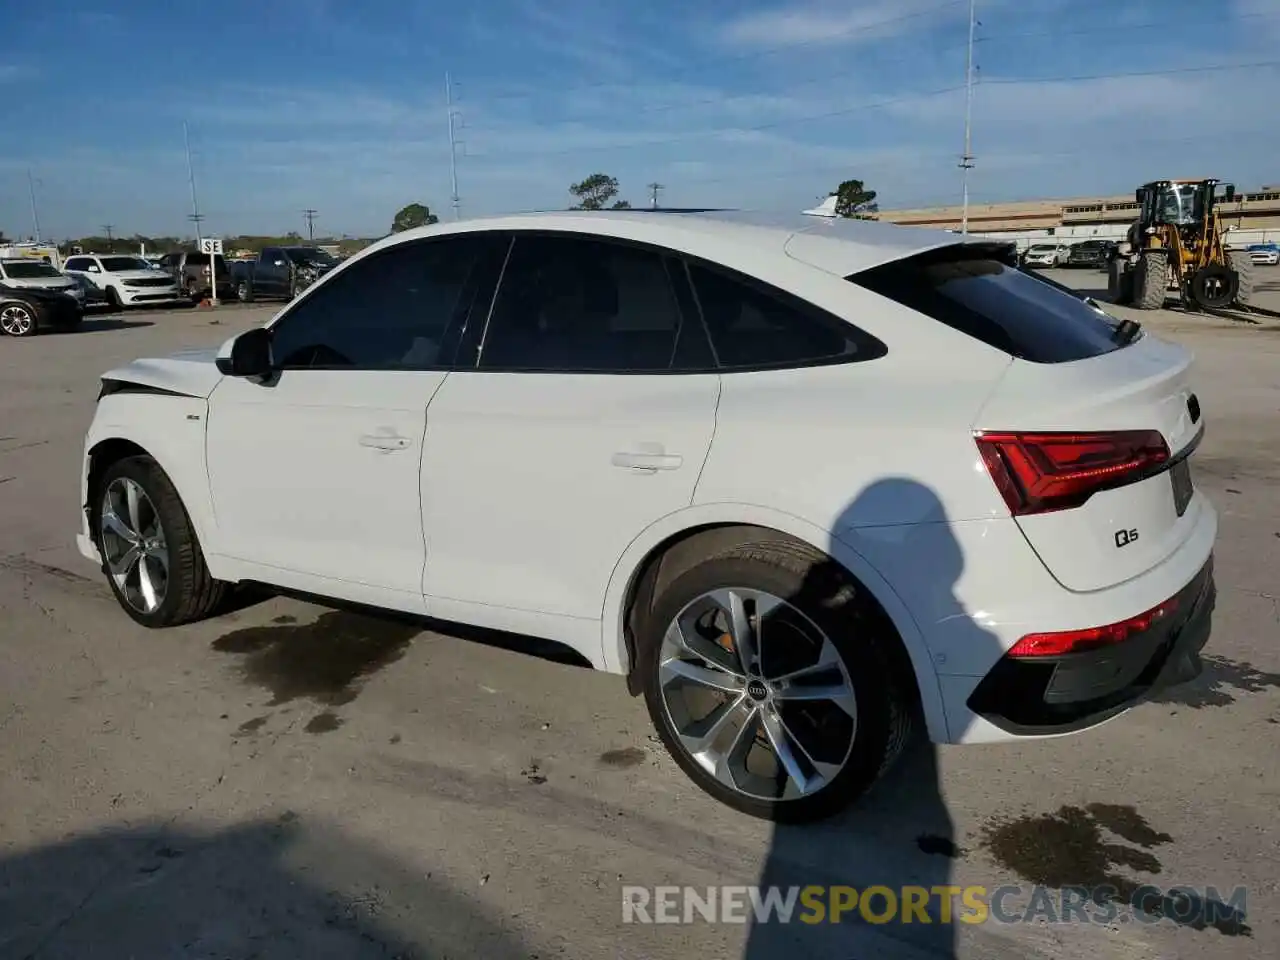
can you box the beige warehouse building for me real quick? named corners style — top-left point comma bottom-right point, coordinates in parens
top-left (875, 186), bottom-right (1280, 233)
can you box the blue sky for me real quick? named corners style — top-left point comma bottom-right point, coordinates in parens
top-left (1, 0), bottom-right (1278, 239)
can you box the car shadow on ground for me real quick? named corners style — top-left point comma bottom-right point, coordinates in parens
top-left (738, 477), bottom-right (995, 959)
top-left (0, 817), bottom-right (531, 958)
top-left (51, 317), bottom-right (156, 333)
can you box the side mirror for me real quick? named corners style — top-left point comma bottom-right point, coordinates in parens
top-left (215, 327), bottom-right (273, 377)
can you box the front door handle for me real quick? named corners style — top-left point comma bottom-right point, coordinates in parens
top-left (359, 433), bottom-right (412, 452)
top-left (612, 451), bottom-right (683, 472)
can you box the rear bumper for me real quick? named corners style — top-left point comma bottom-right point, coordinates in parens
top-left (964, 556), bottom-right (1215, 735)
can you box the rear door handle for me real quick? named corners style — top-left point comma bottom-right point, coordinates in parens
top-left (359, 433), bottom-right (412, 452)
top-left (612, 451), bottom-right (683, 472)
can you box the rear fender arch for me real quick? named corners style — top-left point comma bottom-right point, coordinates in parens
top-left (599, 503), bottom-right (949, 742)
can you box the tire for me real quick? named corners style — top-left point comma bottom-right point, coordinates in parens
top-left (1227, 250), bottom-right (1256, 307)
top-left (1189, 264), bottom-right (1236, 310)
top-left (236, 280), bottom-right (254, 303)
top-left (1107, 257), bottom-right (1134, 305)
top-left (639, 540), bottom-right (911, 823)
top-left (93, 455), bottom-right (229, 628)
top-left (106, 286), bottom-right (123, 310)
top-left (1132, 250), bottom-right (1168, 310)
top-left (0, 301), bottom-right (38, 337)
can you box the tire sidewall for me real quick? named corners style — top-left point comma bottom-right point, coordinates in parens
top-left (94, 457), bottom-right (192, 628)
top-left (640, 554), bottom-right (894, 822)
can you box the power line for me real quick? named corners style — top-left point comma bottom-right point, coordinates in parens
top-left (984, 58), bottom-right (1280, 85)
top-left (977, 9), bottom-right (1276, 44)
top-left (303, 208), bottom-right (318, 240)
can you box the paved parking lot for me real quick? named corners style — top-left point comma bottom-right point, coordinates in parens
top-left (1, 276), bottom-right (1278, 959)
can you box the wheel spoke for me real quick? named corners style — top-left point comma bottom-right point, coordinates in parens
top-left (664, 617), bottom-right (740, 676)
top-left (137, 555), bottom-right (160, 612)
top-left (101, 508), bottom-right (137, 543)
top-left (124, 480), bottom-right (143, 533)
top-left (767, 708), bottom-right (844, 798)
top-left (149, 544), bottom-right (169, 577)
top-left (109, 544), bottom-right (141, 585)
top-left (659, 657), bottom-right (745, 695)
top-left (775, 680), bottom-right (858, 719)
top-left (760, 707), bottom-right (813, 797)
top-left (767, 637), bottom-right (840, 684)
top-left (709, 703), bottom-right (759, 791)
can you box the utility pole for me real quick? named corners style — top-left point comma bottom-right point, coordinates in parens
top-left (647, 182), bottom-right (664, 210)
top-left (445, 72), bottom-right (461, 221)
top-left (27, 171), bottom-right (42, 244)
top-left (102, 225), bottom-right (114, 251)
top-left (959, 0), bottom-right (977, 235)
top-left (183, 121), bottom-right (204, 245)
top-left (303, 208), bottom-right (317, 240)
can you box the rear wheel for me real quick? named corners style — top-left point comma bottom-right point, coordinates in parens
top-left (236, 280), bottom-right (254, 303)
top-left (0, 301), bottom-right (37, 337)
top-left (1227, 250), bottom-right (1256, 307)
top-left (1132, 250), bottom-right (1168, 310)
top-left (640, 541), bottom-right (910, 823)
top-left (94, 455), bottom-right (229, 628)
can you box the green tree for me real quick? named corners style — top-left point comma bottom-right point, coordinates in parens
top-left (391, 202), bottom-right (439, 233)
top-left (569, 173), bottom-right (629, 210)
top-left (829, 179), bottom-right (879, 219)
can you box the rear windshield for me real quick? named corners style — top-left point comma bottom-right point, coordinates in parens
top-left (185, 253), bottom-right (230, 274)
top-left (850, 246), bottom-right (1126, 364)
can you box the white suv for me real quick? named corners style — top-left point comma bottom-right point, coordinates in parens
top-left (63, 254), bottom-right (181, 309)
top-left (75, 212), bottom-right (1217, 821)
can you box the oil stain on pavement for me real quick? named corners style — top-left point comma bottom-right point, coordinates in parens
top-left (599, 747), bottom-right (647, 768)
top-left (213, 610), bottom-right (420, 733)
top-left (982, 803), bottom-right (1251, 936)
top-left (1149, 654), bottom-right (1280, 708)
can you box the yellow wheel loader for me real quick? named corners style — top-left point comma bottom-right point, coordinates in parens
top-left (1107, 179), bottom-right (1257, 311)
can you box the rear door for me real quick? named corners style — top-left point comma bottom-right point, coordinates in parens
top-left (853, 247), bottom-right (1204, 592)
top-left (419, 232), bottom-right (721, 623)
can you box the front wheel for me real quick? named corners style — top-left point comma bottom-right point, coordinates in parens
top-left (640, 542), bottom-right (910, 822)
top-left (106, 286), bottom-right (123, 310)
top-left (94, 455), bottom-right (229, 627)
top-left (236, 280), bottom-right (254, 303)
top-left (0, 301), bottom-right (37, 337)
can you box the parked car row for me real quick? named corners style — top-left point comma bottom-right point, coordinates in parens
top-left (1018, 239), bottom-right (1116, 270)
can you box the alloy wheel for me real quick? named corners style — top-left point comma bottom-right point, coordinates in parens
top-left (99, 477), bottom-right (170, 614)
top-left (657, 587), bottom-right (857, 802)
top-left (0, 304), bottom-right (34, 336)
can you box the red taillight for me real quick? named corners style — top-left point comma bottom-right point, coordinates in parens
top-left (1009, 595), bottom-right (1180, 657)
top-left (975, 430), bottom-right (1169, 516)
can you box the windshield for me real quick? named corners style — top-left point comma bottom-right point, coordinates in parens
top-left (2, 261), bottom-right (62, 278)
top-left (285, 248), bottom-right (337, 265)
top-left (1027, 245), bottom-right (1055, 253)
top-left (99, 256), bottom-right (151, 272)
top-left (1158, 184), bottom-right (1200, 225)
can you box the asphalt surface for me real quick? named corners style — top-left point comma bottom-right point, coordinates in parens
top-left (1, 273), bottom-right (1278, 959)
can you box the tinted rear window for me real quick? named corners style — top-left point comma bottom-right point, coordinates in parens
top-left (850, 246), bottom-right (1126, 363)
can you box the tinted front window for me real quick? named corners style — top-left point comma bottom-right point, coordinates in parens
top-left (852, 247), bottom-right (1125, 363)
top-left (269, 238), bottom-right (483, 370)
top-left (64, 258), bottom-right (90, 271)
top-left (479, 235), bottom-right (684, 372)
top-left (688, 261), bottom-right (879, 369)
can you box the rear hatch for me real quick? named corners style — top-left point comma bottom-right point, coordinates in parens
top-left (852, 246), bottom-right (1204, 593)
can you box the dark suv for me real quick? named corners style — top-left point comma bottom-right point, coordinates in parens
top-left (1066, 240), bottom-right (1112, 269)
top-left (158, 251), bottom-right (235, 301)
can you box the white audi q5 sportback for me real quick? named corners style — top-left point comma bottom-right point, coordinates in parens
top-left (76, 211), bottom-right (1216, 821)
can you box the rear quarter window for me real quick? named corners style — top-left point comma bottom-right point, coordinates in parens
top-left (850, 246), bottom-right (1126, 364)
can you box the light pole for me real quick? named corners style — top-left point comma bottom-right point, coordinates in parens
top-left (27, 171), bottom-right (42, 244)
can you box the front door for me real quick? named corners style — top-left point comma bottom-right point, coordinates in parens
top-left (206, 233), bottom-right (496, 607)
top-left (421, 232), bottom-right (721, 626)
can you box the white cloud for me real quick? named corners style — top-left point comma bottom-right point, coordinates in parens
top-left (717, 0), bottom-right (968, 49)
